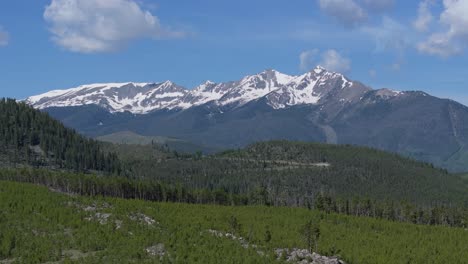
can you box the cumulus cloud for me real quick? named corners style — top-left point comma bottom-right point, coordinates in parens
top-left (0, 26), bottom-right (9, 46)
top-left (418, 0), bottom-right (468, 57)
top-left (300, 49), bottom-right (351, 73)
top-left (44, 0), bottom-right (185, 53)
top-left (418, 32), bottom-right (461, 57)
top-left (299, 49), bottom-right (319, 71)
top-left (362, 16), bottom-right (410, 54)
top-left (317, 0), bottom-right (395, 28)
top-left (318, 0), bottom-right (367, 28)
top-left (361, 0), bottom-right (394, 12)
top-left (413, 0), bottom-right (435, 32)
top-left (320, 49), bottom-right (351, 72)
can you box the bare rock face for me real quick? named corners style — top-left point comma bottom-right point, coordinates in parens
top-left (275, 248), bottom-right (346, 264)
top-left (146, 243), bottom-right (166, 258)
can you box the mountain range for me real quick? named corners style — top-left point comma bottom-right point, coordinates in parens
top-left (25, 66), bottom-right (468, 172)
top-left (26, 66), bottom-right (368, 113)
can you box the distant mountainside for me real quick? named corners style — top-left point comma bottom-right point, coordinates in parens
top-left (26, 66), bottom-right (468, 172)
top-left (96, 131), bottom-right (182, 145)
top-left (97, 131), bottom-right (219, 154)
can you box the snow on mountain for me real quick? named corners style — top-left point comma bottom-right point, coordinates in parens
top-left (215, 69), bottom-right (295, 106)
top-left (265, 66), bottom-right (362, 109)
top-left (26, 82), bottom-right (188, 114)
top-left (25, 66), bottom-right (392, 114)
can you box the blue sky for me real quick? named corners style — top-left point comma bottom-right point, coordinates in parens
top-left (0, 0), bottom-right (468, 105)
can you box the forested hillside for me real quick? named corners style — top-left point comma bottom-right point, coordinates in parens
top-left (112, 141), bottom-right (468, 207)
top-left (1, 181), bottom-right (467, 264)
top-left (0, 98), bottom-right (121, 173)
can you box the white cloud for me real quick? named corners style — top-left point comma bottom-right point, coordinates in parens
top-left (361, 0), bottom-right (394, 12)
top-left (362, 16), bottom-right (410, 57)
top-left (418, 0), bottom-right (468, 57)
top-left (299, 49), bottom-right (319, 71)
top-left (300, 49), bottom-right (351, 72)
top-left (44, 0), bottom-right (185, 53)
top-left (413, 0), bottom-right (435, 32)
top-left (417, 33), bottom-right (461, 57)
top-left (0, 26), bottom-right (9, 46)
top-left (320, 49), bottom-right (351, 72)
top-left (318, 0), bottom-right (367, 28)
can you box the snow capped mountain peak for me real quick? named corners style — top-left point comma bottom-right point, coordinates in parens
top-left (161, 80), bottom-right (172, 85)
top-left (314, 65), bottom-right (327, 74)
top-left (26, 67), bottom-right (370, 113)
top-left (194, 80), bottom-right (217, 91)
top-left (374, 88), bottom-right (404, 98)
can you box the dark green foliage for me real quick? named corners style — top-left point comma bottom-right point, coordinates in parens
top-left (264, 229), bottom-right (272, 243)
top-left (300, 219), bottom-right (320, 252)
top-left (0, 98), bottom-right (121, 173)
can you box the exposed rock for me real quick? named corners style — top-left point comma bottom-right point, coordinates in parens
top-left (68, 201), bottom-right (112, 212)
top-left (85, 212), bottom-right (111, 225)
top-left (0, 259), bottom-right (16, 264)
top-left (114, 220), bottom-right (123, 229)
top-left (275, 248), bottom-right (346, 264)
top-left (146, 243), bottom-right (166, 258)
top-left (206, 229), bottom-right (263, 255)
top-left (129, 213), bottom-right (157, 226)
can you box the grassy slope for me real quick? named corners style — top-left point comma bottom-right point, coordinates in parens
top-left (1, 181), bottom-right (467, 264)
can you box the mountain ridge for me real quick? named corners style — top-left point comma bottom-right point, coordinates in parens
top-left (26, 66), bottom-right (384, 114)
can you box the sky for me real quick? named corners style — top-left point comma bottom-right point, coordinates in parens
top-left (0, 0), bottom-right (468, 105)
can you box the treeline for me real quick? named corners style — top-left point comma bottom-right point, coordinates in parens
top-left (1, 168), bottom-right (467, 228)
top-left (312, 193), bottom-right (468, 227)
top-left (0, 98), bottom-right (121, 173)
top-left (0, 168), bottom-right (248, 205)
